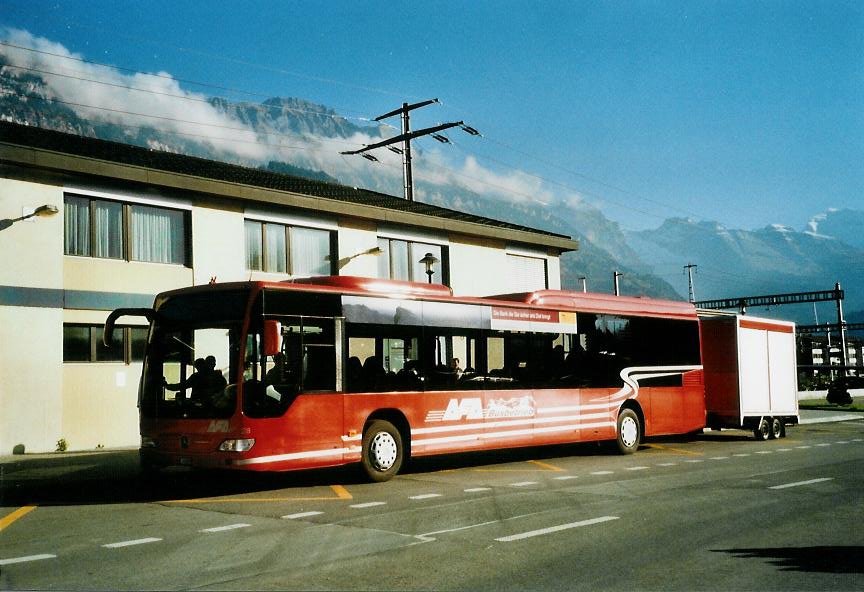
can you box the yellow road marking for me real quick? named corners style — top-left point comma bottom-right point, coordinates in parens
top-left (164, 484), bottom-right (352, 504)
top-left (527, 460), bottom-right (565, 472)
top-left (645, 443), bottom-right (703, 456)
top-left (0, 506), bottom-right (37, 532)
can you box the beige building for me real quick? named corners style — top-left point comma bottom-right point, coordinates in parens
top-left (0, 121), bottom-right (578, 454)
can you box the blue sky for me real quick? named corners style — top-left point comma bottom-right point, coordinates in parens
top-left (2, 0), bottom-right (862, 231)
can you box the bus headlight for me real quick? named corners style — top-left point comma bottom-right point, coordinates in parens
top-left (218, 438), bottom-right (255, 452)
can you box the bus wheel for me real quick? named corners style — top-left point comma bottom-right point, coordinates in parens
top-left (616, 409), bottom-right (641, 455)
top-left (361, 420), bottom-right (403, 482)
top-left (754, 417), bottom-right (770, 441)
top-left (769, 417), bottom-right (783, 440)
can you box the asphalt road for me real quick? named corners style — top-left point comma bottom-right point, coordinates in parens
top-left (1, 421), bottom-right (862, 591)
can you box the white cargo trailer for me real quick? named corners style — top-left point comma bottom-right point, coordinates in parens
top-left (699, 313), bottom-right (799, 439)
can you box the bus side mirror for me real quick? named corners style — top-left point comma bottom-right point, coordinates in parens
top-left (263, 320), bottom-right (282, 356)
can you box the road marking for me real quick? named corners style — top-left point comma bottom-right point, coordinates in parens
top-left (769, 478), bottom-right (834, 490)
top-left (527, 460), bottom-right (565, 472)
top-left (836, 441), bottom-right (849, 444)
top-left (777, 448), bottom-right (792, 452)
top-left (282, 511), bottom-right (324, 520)
top-left (796, 446), bottom-right (812, 449)
top-left (103, 538), bottom-right (162, 548)
top-left (495, 516), bottom-right (619, 542)
top-left (644, 443), bottom-right (702, 456)
top-left (554, 475), bottom-right (578, 481)
top-left (590, 470), bottom-right (613, 475)
top-left (464, 487), bottom-right (492, 493)
top-left (409, 494), bottom-right (443, 500)
top-left (0, 554), bottom-right (56, 566)
top-left (350, 502), bottom-right (387, 509)
top-left (511, 481), bottom-right (538, 487)
top-left (755, 451), bottom-right (773, 454)
top-left (200, 523), bottom-right (251, 533)
top-left (416, 520), bottom-right (500, 542)
top-left (684, 459), bottom-right (704, 463)
top-left (656, 462), bottom-right (677, 467)
top-left (0, 505), bottom-right (37, 533)
top-left (165, 484), bottom-right (351, 504)
top-left (733, 453), bottom-right (750, 457)
top-left (816, 443), bottom-right (831, 447)
top-left (852, 438), bottom-right (862, 442)
top-left (626, 466), bottom-right (650, 471)
top-left (709, 456), bottom-right (729, 460)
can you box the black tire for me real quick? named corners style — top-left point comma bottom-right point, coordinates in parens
top-left (616, 408), bottom-right (641, 455)
top-left (754, 417), bottom-right (770, 441)
top-left (769, 417), bottom-right (783, 440)
top-left (360, 419), bottom-right (404, 482)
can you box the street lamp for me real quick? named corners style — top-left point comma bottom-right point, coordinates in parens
top-left (419, 252), bottom-right (439, 284)
top-left (0, 204), bottom-right (59, 231)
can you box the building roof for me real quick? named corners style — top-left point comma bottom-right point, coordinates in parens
top-left (0, 121), bottom-right (578, 252)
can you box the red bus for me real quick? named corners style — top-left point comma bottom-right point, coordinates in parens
top-left (105, 276), bottom-right (705, 481)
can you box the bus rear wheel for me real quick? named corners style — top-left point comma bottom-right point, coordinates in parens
top-left (360, 419), bottom-right (404, 482)
top-left (754, 417), bottom-right (770, 441)
top-left (769, 417), bottom-right (783, 439)
top-left (616, 408), bottom-right (641, 455)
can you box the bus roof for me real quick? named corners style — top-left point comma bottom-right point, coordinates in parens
top-left (159, 276), bottom-right (697, 322)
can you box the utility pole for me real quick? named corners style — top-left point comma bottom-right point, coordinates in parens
top-left (613, 271), bottom-right (623, 296)
top-left (684, 263), bottom-right (697, 303)
top-left (340, 98), bottom-right (480, 201)
top-left (577, 276), bottom-right (587, 293)
top-left (835, 282), bottom-right (848, 376)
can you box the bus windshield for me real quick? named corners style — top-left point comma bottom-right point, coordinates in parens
top-left (141, 289), bottom-right (251, 420)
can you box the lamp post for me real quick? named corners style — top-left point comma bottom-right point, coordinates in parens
top-left (0, 204), bottom-right (59, 231)
top-left (419, 252), bottom-right (439, 284)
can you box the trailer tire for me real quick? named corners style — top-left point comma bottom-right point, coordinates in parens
top-left (616, 408), bottom-right (641, 455)
top-left (754, 417), bottom-right (770, 441)
top-left (360, 419), bottom-right (403, 482)
top-left (769, 417), bottom-right (783, 440)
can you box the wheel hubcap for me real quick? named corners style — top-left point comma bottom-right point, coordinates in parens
top-left (369, 432), bottom-right (398, 471)
top-left (620, 417), bottom-right (638, 448)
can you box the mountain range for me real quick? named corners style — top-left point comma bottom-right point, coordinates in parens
top-left (1, 66), bottom-right (861, 324)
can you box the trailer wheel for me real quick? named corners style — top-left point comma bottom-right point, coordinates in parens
top-left (616, 409), bottom-right (641, 454)
top-left (769, 417), bottom-right (783, 440)
top-left (360, 419), bottom-right (403, 482)
top-left (754, 417), bottom-right (770, 441)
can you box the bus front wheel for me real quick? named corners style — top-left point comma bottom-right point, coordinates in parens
top-left (360, 419), bottom-right (404, 482)
top-left (616, 408), bottom-right (641, 455)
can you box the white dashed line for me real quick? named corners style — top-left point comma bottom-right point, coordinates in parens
top-left (710, 456), bottom-right (729, 460)
top-left (282, 511), bottom-right (324, 520)
top-left (777, 448), bottom-right (792, 452)
top-left (816, 443), bottom-right (831, 447)
top-left (0, 554), bottom-right (56, 566)
top-left (796, 446), bottom-right (812, 449)
top-left (684, 459), bottom-right (704, 463)
top-left (836, 441), bottom-right (849, 444)
top-left (852, 439), bottom-right (863, 442)
top-left (464, 487), bottom-right (492, 493)
top-left (200, 524), bottom-right (251, 533)
top-left (590, 471), bottom-right (614, 475)
top-left (755, 451), bottom-right (773, 454)
top-left (657, 462), bottom-right (677, 467)
top-left (102, 538), bottom-right (162, 548)
top-left (350, 502), bottom-right (387, 509)
top-left (769, 478), bottom-right (833, 490)
top-left (495, 516), bottom-right (619, 542)
top-left (733, 453), bottom-right (750, 457)
top-left (626, 466), bottom-right (650, 471)
top-left (554, 475), bottom-right (579, 481)
top-left (510, 481), bottom-right (538, 487)
top-left (409, 494), bottom-right (443, 500)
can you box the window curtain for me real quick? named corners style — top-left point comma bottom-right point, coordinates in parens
top-left (291, 227), bottom-right (330, 276)
top-left (389, 239), bottom-right (410, 281)
top-left (131, 205), bottom-right (185, 264)
top-left (264, 223), bottom-right (287, 273)
top-left (94, 200), bottom-right (123, 259)
top-left (245, 220), bottom-right (263, 271)
top-left (64, 196), bottom-right (90, 256)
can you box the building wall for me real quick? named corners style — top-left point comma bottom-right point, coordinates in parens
top-left (0, 177), bottom-right (565, 454)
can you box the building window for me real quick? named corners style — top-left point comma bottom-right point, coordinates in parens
top-left (377, 238), bottom-right (448, 285)
top-left (245, 220), bottom-right (334, 276)
top-left (506, 254), bottom-right (548, 291)
top-left (63, 324), bottom-right (148, 364)
top-left (63, 194), bottom-right (189, 265)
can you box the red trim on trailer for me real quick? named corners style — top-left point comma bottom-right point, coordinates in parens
top-left (739, 319), bottom-right (794, 333)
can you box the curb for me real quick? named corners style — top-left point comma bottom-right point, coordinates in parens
top-left (799, 414), bottom-right (864, 425)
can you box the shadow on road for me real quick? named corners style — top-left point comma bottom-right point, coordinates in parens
top-left (714, 546), bottom-right (864, 574)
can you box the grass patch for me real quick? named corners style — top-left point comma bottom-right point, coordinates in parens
top-left (799, 399), bottom-right (864, 413)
